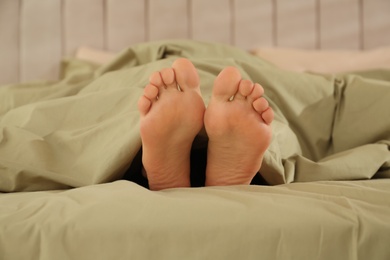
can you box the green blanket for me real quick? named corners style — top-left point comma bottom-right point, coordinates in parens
top-left (0, 40), bottom-right (389, 192)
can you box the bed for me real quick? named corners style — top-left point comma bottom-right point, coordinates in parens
top-left (1, 1), bottom-right (390, 259)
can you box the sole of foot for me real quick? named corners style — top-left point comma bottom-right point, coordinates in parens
top-left (138, 58), bottom-right (205, 190)
top-left (204, 66), bottom-right (274, 186)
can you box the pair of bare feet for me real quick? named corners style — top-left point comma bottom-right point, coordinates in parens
top-left (138, 58), bottom-right (274, 191)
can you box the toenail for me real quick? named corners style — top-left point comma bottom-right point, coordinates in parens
top-left (228, 95), bottom-right (234, 101)
top-left (177, 84), bottom-right (183, 92)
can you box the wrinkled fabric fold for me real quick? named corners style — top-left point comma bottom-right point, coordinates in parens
top-left (0, 40), bottom-right (389, 192)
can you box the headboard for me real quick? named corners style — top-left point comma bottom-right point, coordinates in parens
top-left (1, 0), bottom-right (390, 85)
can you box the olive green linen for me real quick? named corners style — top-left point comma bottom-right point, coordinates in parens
top-left (0, 40), bottom-right (389, 191)
top-left (0, 40), bottom-right (390, 259)
top-left (1, 180), bottom-right (390, 259)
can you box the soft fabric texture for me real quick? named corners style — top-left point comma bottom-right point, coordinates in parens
top-left (78, 45), bottom-right (390, 74)
top-left (252, 47), bottom-right (390, 73)
top-left (0, 40), bottom-right (389, 192)
top-left (1, 40), bottom-right (390, 260)
top-left (1, 179), bottom-right (390, 260)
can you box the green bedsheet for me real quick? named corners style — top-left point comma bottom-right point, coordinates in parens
top-left (1, 40), bottom-right (390, 260)
top-left (0, 40), bottom-right (389, 192)
top-left (0, 179), bottom-right (389, 259)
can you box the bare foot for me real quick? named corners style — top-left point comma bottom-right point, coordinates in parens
top-left (204, 67), bottom-right (274, 186)
top-left (138, 58), bottom-right (205, 190)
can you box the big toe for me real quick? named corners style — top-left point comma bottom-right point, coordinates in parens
top-left (213, 67), bottom-right (241, 101)
top-left (172, 58), bottom-right (200, 91)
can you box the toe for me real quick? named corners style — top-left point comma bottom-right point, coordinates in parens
top-left (247, 83), bottom-right (264, 102)
top-left (172, 58), bottom-right (199, 91)
top-left (138, 96), bottom-right (152, 116)
top-left (160, 68), bottom-right (177, 89)
top-left (261, 107), bottom-right (274, 125)
top-left (213, 66), bottom-right (241, 101)
top-left (144, 84), bottom-right (159, 100)
top-left (235, 79), bottom-right (253, 100)
top-left (253, 97), bottom-right (269, 113)
top-left (149, 71), bottom-right (164, 88)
